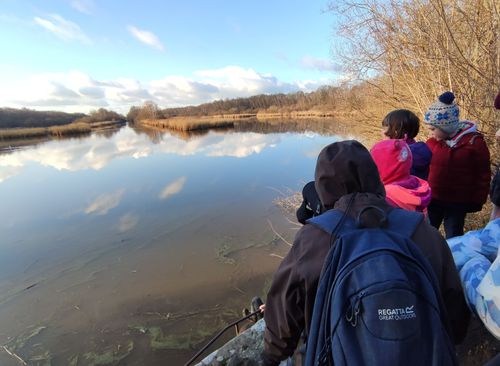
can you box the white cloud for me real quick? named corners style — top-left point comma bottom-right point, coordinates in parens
top-left (85, 189), bottom-right (125, 215)
top-left (34, 14), bottom-right (91, 44)
top-left (159, 176), bottom-right (186, 200)
top-left (127, 25), bottom-right (164, 51)
top-left (299, 56), bottom-right (342, 72)
top-left (0, 66), bottom-right (333, 113)
top-left (71, 0), bottom-right (95, 14)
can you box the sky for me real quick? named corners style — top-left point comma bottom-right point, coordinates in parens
top-left (0, 0), bottom-right (341, 113)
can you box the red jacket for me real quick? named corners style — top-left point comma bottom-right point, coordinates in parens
top-left (426, 124), bottom-right (490, 208)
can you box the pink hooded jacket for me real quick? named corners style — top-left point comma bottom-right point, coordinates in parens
top-left (371, 139), bottom-right (431, 214)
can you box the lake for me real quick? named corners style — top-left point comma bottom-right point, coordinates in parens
top-left (0, 121), bottom-right (357, 365)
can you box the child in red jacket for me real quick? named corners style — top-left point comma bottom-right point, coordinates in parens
top-left (424, 91), bottom-right (490, 238)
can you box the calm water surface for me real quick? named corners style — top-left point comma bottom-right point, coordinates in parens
top-left (0, 123), bottom-right (347, 365)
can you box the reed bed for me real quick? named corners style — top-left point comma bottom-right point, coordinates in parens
top-left (140, 110), bottom-right (340, 132)
top-left (141, 118), bottom-right (234, 131)
top-left (48, 122), bottom-right (91, 137)
top-left (0, 122), bottom-right (91, 140)
top-left (256, 111), bottom-right (335, 119)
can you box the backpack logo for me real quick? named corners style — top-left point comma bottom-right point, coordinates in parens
top-left (378, 305), bottom-right (416, 321)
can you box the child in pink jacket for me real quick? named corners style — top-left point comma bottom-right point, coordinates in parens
top-left (371, 139), bottom-right (431, 214)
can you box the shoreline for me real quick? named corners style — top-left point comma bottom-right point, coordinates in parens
top-left (0, 120), bottom-right (125, 141)
top-left (137, 110), bottom-right (346, 131)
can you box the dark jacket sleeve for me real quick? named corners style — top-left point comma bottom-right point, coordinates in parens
top-left (409, 142), bottom-right (432, 180)
top-left (296, 199), bottom-right (313, 225)
top-left (262, 230), bottom-right (308, 365)
top-left (412, 222), bottom-right (471, 344)
top-left (296, 181), bottom-right (322, 224)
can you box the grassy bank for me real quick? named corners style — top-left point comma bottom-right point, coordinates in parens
top-left (0, 120), bottom-right (125, 141)
top-left (0, 123), bottom-right (91, 140)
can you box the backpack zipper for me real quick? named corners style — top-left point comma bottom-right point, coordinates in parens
top-left (345, 292), bottom-right (364, 327)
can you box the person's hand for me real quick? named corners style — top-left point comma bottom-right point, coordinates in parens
top-left (259, 304), bottom-right (266, 313)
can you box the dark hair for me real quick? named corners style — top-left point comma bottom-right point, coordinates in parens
top-left (382, 109), bottom-right (420, 139)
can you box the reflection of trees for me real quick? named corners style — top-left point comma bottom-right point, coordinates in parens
top-left (234, 119), bottom-right (349, 136)
top-left (0, 138), bottom-right (46, 155)
top-left (168, 129), bottom-right (211, 141)
top-left (94, 127), bottom-right (123, 139)
top-left (129, 118), bottom-right (367, 143)
top-left (234, 119), bottom-right (379, 147)
top-left (126, 117), bottom-right (383, 157)
top-left (129, 125), bottom-right (165, 144)
top-left (0, 124), bottom-right (127, 153)
top-left (130, 124), bottom-right (234, 143)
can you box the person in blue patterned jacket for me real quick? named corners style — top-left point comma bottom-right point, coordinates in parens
top-left (447, 215), bottom-right (500, 340)
top-left (447, 122), bottom-right (500, 340)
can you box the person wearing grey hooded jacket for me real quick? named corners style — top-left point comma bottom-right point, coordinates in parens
top-left (262, 140), bottom-right (470, 365)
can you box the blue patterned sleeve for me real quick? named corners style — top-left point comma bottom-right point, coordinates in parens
top-left (447, 219), bottom-right (500, 340)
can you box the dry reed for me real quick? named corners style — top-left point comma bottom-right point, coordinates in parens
top-left (273, 191), bottom-right (302, 215)
top-left (274, 187), bottom-right (492, 233)
top-left (0, 122), bottom-right (91, 140)
top-left (141, 117), bottom-right (235, 131)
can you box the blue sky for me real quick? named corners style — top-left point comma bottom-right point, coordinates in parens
top-left (0, 0), bottom-right (341, 113)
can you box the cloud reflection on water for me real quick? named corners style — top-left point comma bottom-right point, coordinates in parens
top-left (117, 212), bottom-right (139, 233)
top-left (0, 128), bottom-right (281, 184)
top-left (159, 176), bottom-right (187, 200)
top-left (84, 188), bottom-right (125, 215)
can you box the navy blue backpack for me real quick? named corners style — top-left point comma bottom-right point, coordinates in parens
top-left (304, 207), bottom-right (458, 366)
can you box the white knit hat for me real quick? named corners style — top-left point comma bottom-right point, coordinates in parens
top-left (424, 91), bottom-right (460, 135)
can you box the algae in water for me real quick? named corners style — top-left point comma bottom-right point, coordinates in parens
top-left (6, 326), bottom-right (46, 351)
top-left (131, 325), bottom-right (213, 350)
top-left (83, 340), bottom-right (133, 366)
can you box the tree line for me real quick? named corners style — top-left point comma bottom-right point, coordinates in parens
top-left (126, 86), bottom-right (363, 123)
top-left (0, 108), bottom-right (125, 129)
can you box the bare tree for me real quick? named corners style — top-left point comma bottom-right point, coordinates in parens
top-left (329, 0), bottom-right (500, 135)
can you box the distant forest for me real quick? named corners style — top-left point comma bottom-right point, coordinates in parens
top-left (126, 85), bottom-right (360, 123)
top-left (0, 108), bottom-right (125, 129)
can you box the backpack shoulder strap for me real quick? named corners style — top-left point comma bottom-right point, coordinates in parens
top-left (386, 208), bottom-right (423, 238)
top-left (309, 208), bottom-right (423, 236)
top-left (307, 209), bottom-right (356, 235)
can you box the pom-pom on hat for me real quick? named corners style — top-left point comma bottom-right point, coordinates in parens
top-left (424, 91), bottom-right (460, 135)
top-left (370, 139), bottom-right (412, 184)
